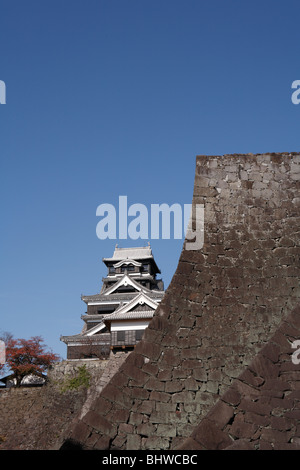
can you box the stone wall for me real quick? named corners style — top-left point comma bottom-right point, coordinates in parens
top-left (0, 381), bottom-right (87, 450)
top-left (0, 352), bottom-right (130, 450)
top-left (49, 358), bottom-right (109, 383)
top-left (61, 152), bottom-right (300, 450)
top-left (177, 303), bottom-right (300, 450)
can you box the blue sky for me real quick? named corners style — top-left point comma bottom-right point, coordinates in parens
top-left (1, 0), bottom-right (300, 360)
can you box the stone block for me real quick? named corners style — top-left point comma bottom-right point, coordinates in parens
top-left (119, 423), bottom-right (134, 434)
top-left (107, 407), bottom-right (129, 423)
top-left (171, 391), bottom-right (195, 404)
top-left (165, 380), bottom-right (184, 393)
top-left (136, 399), bottom-right (154, 415)
top-left (83, 410), bottom-right (114, 435)
top-left (244, 411), bottom-right (270, 427)
top-left (270, 416), bottom-right (293, 431)
top-left (101, 384), bottom-right (132, 408)
top-left (144, 377), bottom-right (165, 392)
top-left (175, 437), bottom-right (205, 450)
top-left (192, 418), bottom-right (233, 450)
top-left (129, 412), bottom-right (144, 426)
top-left (160, 349), bottom-right (181, 367)
top-left (157, 369), bottom-right (172, 381)
top-left (130, 387), bottom-right (150, 401)
top-left (121, 364), bottom-right (150, 387)
top-left (142, 436), bottom-right (170, 450)
top-left (184, 377), bottom-right (199, 391)
top-left (156, 424), bottom-right (177, 438)
top-left (228, 413), bottom-right (258, 439)
top-left (148, 410), bottom-right (173, 424)
top-left (135, 341), bottom-right (162, 361)
top-left (206, 400), bottom-right (234, 429)
top-left (149, 390), bottom-right (170, 403)
top-left (225, 439), bottom-right (255, 450)
top-left (93, 435), bottom-right (111, 450)
top-left (261, 428), bottom-right (291, 443)
top-left (221, 388), bottom-right (241, 406)
top-left (136, 422), bottom-right (156, 437)
top-left (70, 422), bottom-right (91, 444)
top-left (239, 398), bottom-right (272, 416)
top-left (126, 434), bottom-right (141, 450)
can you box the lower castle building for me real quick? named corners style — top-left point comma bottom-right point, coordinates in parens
top-left (61, 245), bottom-right (165, 359)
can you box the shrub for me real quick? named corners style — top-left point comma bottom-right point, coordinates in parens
top-left (60, 364), bottom-right (90, 392)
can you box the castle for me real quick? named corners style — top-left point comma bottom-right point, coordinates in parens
top-left (61, 244), bottom-right (165, 359)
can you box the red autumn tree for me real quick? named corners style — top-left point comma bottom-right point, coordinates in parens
top-left (5, 336), bottom-right (60, 387)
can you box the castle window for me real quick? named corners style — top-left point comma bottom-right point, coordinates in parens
top-left (97, 306), bottom-right (115, 315)
top-left (141, 263), bottom-right (149, 272)
top-left (117, 330), bottom-right (125, 342)
top-left (135, 330), bottom-right (144, 341)
top-left (121, 264), bottom-right (134, 272)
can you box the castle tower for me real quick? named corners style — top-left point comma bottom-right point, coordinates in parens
top-left (61, 245), bottom-right (165, 359)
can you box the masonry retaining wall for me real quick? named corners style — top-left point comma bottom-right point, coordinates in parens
top-left (0, 352), bottom-right (129, 449)
top-left (0, 381), bottom-right (87, 450)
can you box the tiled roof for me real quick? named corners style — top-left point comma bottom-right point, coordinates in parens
top-left (81, 290), bottom-right (164, 303)
top-left (60, 333), bottom-right (110, 343)
top-left (103, 245), bottom-right (153, 261)
top-left (104, 311), bottom-right (154, 321)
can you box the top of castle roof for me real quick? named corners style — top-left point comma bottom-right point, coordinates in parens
top-left (103, 245), bottom-right (153, 261)
top-left (102, 244), bottom-right (161, 273)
